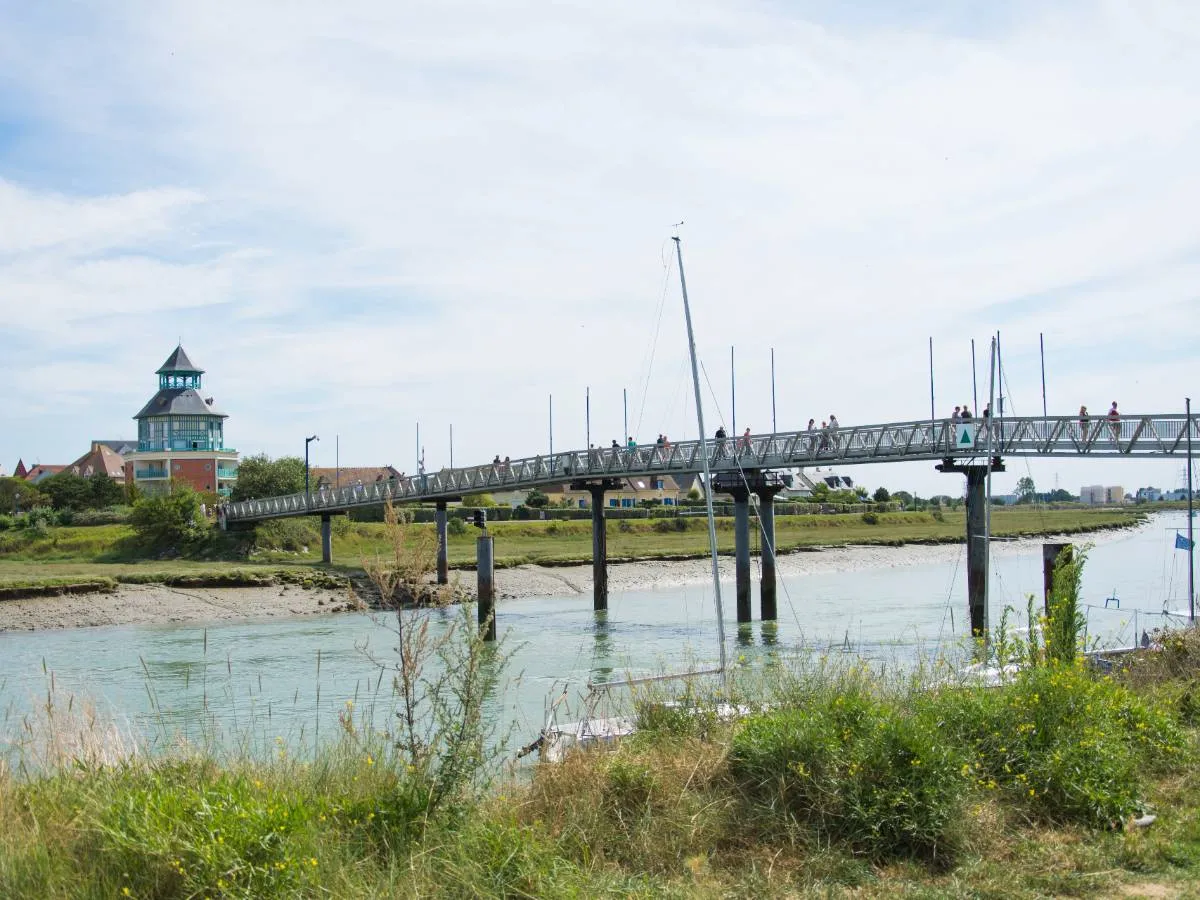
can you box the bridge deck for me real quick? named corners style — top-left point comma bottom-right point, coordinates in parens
top-left (223, 413), bottom-right (1197, 523)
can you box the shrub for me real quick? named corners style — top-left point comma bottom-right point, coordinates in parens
top-left (447, 515), bottom-right (468, 536)
top-left (729, 689), bottom-right (966, 861)
top-left (860, 512), bottom-right (879, 525)
top-left (0, 514), bottom-right (12, 531)
top-left (22, 506), bottom-right (58, 533)
top-left (253, 518), bottom-right (320, 552)
top-left (525, 489), bottom-right (549, 509)
top-left (935, 664), bottom-right (1186, 827)
top-left (129, 488), bottom-right (206, 551)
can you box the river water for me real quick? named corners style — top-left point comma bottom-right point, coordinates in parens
top-left (1, 512), bottom-right (1193, 759)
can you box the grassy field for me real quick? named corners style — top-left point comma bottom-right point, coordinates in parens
top-left (0, 628), bottom-right (1196, 898)
top-left (0, 507), bottom-right (1144, 586)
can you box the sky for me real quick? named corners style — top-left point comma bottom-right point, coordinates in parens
top-left (0, 0), bottom-right (1197, 498)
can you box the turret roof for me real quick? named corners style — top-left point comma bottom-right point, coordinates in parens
top-left (156, 344), bottom-right (203, 375)
top-left (134, 389), bottom-right (227, 420)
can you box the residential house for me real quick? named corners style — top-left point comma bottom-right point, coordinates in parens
top-left (545, 475), bottom-right (686, 508)
top-left (308, 466), bottom-right (405, 492)
top-left (23, 464), bottom-right (66, 484)
top-left (64, 442), bottom-right (127, 483)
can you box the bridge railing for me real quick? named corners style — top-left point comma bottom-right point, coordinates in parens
top-left (222, 413), bottom-right (1196, 522)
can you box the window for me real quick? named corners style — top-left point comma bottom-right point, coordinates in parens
top-left (203, 463), bottom-right (212, 472)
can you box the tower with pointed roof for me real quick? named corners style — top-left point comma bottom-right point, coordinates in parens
top-left (124, 345), bottom-right (239, 496)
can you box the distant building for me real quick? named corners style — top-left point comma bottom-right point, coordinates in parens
top-left (123, 345), bottom-right (239, 497)
top-left (308, 467), bottom-right (404, 491)
top-left (1164, 488), bottom-right (1200, 502)
top-left (12, 459), bottom-right (28, 480)
top-left (1135, 487), bottom-right (1163, 502)
top-left (64, 442), bottom-right (127, 483)
top-left (545, 475), bottom-right (686, 508)
top-left (1080, 484), bottom-right (1125, 505)
top-left (23, 464), bottom-right (65, 484)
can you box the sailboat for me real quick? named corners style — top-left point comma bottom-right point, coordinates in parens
top-left (525, 233), bottom-right (731, 762)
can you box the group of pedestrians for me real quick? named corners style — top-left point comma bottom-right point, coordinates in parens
top-left (1078, 402), bottom-right (1121, 441)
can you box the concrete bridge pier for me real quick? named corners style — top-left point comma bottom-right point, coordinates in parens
top-left (320, 514), bottom-right (332, 564)
top-left (435, 501), bottom-right (449, 585)
top-left (576, 479), bottom-right (622, 611)
top-left (755, 485), bottom-right (784, 621)
top-left (937, 458), bottom-right (1005, 640)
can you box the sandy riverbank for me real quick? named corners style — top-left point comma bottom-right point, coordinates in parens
top-left (0, 582), bottom-right (355, 632)
top-left (0, 523), bottom-right (1139, 633)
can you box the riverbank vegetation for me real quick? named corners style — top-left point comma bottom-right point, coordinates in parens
top-left (0, 506), bottom-right (1144, 588)
top-left (0, 510), bottom-right (1195, 897)
top-left (1, 630), bottom-right (1197, 897)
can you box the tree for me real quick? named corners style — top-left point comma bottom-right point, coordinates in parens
top-left (461, 493), bottom-right (498, 508)
top-left (854, 486), bottom-right (869, 500)
top-left (130, 487), bottom-right (206, 549)
top-left (524, 488), bottom-right (549, 508)
top-left (39, 472), bottom-right (93, 511)
top-left (1046, 488), bottom-right (1074, 503)
top-left (1015, 476), bottom-right (1037, 504)
top-left (89, 472), bottom-right (125, 508)
top-left (230, 454), bottom-right (306, 501)
top-left (0, 477), bottom-right (47, 513)
top-left (892, 490), bottom-right (914, 509)
top-left (873, 486), bottom-right (891, 503)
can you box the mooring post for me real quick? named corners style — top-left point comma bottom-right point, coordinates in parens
top-left (435, 501), bottom-right (449, 585)
top-left (476, 533), bottom-right (496, 641)
top-left (588, 483), bottom-right (609, 611)
top-left (320, 513), bottom-right (332, 565)
top-left (1042, 543), bottom-right (1070, 615)
top-left (756, 486), bottom-right (783, 621)
top-left (937, 458), bottom-right (1005, 642)
top-left (732, 488), bottom-right (752, 624)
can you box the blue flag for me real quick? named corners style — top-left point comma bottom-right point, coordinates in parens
top-left (1177, 532), bottom-right (1195, 551)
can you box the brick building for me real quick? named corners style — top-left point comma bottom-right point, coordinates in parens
top-left (123, 345), bottom-right (239, 496)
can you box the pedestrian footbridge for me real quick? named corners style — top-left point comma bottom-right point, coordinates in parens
top-left (223, 413), bottom-right (1196, 524)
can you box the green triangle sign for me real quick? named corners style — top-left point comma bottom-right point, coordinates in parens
top-left (958, 425), bottom-right (973, 446)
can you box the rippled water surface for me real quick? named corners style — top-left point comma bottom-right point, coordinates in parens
top-left (1, 512), bottom-right (1192, 755)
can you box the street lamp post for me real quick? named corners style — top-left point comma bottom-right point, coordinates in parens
top-left (305, 434), bottom-right (319, 504)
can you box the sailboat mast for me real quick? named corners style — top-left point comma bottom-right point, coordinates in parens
top-left (982, 336), bottom-right (998, 642)
top-left (673, 235), bottom-right (727, 677)
top-left (1187, 396), bottom-right (1194, 624)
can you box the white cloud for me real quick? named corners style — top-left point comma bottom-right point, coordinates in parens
top-left (1, 1), bottom-right (1197, 495)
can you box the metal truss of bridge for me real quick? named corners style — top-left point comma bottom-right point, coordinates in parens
top-left (224, 413), bottom-right (1197, 524)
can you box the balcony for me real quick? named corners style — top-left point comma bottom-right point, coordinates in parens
top-left (137, 440), bottom-right (237, 453)
top-left (134, 468), bottom-right (169, 480)
top-left (216, 468), bottom-right (239, 479)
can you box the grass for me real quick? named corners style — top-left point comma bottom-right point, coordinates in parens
top-left (1, 629), bottom-right (1198, 898)
top-left (0, 507), bottom-right (1143, 587)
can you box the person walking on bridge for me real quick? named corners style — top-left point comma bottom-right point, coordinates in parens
top-left (1078, 405), bottom-right (1090, 442)
top-left (714, 426), bottom-right (727, 459)
top-left (739, 427), bottom-right (752, 455)
top-left (1108, 402), bottom-right (1121, 442)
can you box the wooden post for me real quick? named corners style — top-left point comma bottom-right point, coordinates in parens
top-left (588, 484), bottom-right (608, 611)
top-left (477, 534), bottom-right (495, 641)
top-left (435, 501), bottom-right (449, 585)
top-left (320, 514), bottom-right (332, 565)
